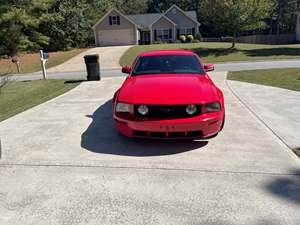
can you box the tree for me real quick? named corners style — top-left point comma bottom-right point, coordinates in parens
top-left (271, 0), bottom-right (300, 34)
top-left (200, 0), bottom-right (273, 48)
top-left (147, 0), bottom-right (196, 13)
top-left (0, 0), bottom-right (52, 56)
top-left (111, 0), bottom-right (148, 14)
top-left (40, 0), bottom-right (93, 51)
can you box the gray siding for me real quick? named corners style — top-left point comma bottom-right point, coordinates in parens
top-left (165, 7), bottom-right (198, 35)
top-left (151, 17), bottom-right (175, 42)
top-left (94, 9), bottom-right (137, 46)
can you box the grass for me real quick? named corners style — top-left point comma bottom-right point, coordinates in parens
top-left (0, 49), bottom-right (86, 74)
top-left (120, 42), bottom-right (300, 66)
top-left (0, 79), bottom-right (80, 122)
top-left (227, 68), bottom-right (300, 92)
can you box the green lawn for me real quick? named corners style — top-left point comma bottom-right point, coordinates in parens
top-left (0, 49), bottom-right (86, 74)
top-left (120, 42), bottom-right (300, 66)
top-left (227, 68), bottom-right (300, 92)
top-left (0, 79), bottom-right (80, 122)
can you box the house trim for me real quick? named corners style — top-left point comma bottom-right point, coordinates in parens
top-left (149, 14), bottom-right (177, 27)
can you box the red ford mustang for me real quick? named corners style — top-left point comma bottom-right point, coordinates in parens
top-left (113, 50), bottom-right (225, 139)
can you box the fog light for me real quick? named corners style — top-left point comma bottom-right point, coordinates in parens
top-left (205, 102), bottom-right (221, 112)
top-left (137, 105), bottom-right (149, 115)
top-left (186, 104), bottom-right (197, 115)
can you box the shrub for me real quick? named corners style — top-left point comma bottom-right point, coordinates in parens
top-left (187, 35), bottom-right (194, 42)
top-left (153, 39), bottom-right (163, 44)
top-left (179, 35), bottom-right (186, 43)
top-left (195, 33), bottom-right (202, 41)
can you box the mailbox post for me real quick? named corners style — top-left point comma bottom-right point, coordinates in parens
top-left (40, 50), bottom-right (49, 80)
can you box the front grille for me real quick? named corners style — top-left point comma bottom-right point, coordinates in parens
top-left (133, 130), bottom-right (203, 138)
top-left (134, 105), bottom-right (201, 119)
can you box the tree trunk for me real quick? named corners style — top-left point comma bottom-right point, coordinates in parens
top-left (231, 31), bottom-right (237, 49)
top-left (297, 12), bottom-right (300, 42)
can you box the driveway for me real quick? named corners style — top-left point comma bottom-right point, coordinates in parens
top-left (47, 45), bottom-right (132, 72)
top-left (0, 72), bottom-right (299, 225)
top-left (227, 80), bottom-right (300, 150)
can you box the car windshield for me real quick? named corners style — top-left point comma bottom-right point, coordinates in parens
top-left (132, 55), bottom-right (205, 76)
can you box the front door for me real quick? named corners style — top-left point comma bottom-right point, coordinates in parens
top-left (140, 31), bottom-right (151, 45)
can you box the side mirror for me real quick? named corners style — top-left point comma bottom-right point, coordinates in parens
top-left (122, 66), bottom-right (132, 74)
top-left (204, 64), bottom-right (215, 72)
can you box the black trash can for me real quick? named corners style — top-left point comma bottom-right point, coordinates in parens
top-left (84, 54), bottom-right (100, 81)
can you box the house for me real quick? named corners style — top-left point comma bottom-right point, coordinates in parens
top-left (93, 5), bottom-right (200, 46)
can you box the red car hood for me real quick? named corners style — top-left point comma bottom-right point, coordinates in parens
top-left (117, 74), bottom-right (219, 105)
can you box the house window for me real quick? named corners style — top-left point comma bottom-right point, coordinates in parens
top-left (179, 28), bottom-right (193, 36)
top-left (156, 29), bottom-right (170, 40)
top-left (109, 16), bottom-right (120, 25)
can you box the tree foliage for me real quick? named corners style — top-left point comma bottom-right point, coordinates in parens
top-left (0, 0), bottom-right (299, 56)
top-left (200, 0), bottom-right (273, 46)
top-left (271, 0), bottom-right (300, 34)
top-left (0, 0), bottom-right (52, 56)
top-left (41, 0), bottom-right (92, 51)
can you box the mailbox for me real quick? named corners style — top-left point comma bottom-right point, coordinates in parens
top-left (43, 52), bottom-right (49, 60)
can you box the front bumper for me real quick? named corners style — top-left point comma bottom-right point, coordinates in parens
top-left (114, 112), bottom-right (224, 139)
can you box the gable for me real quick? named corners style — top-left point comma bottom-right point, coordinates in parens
top-left (94, 9), bottom-right (136, 31)
top-left (151, 16), bottom-right (175, 29)
top-left (165, 5), bottom-right (199, 28)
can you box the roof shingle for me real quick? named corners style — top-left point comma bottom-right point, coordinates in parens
top-left (127, 10), bottom-right (198, 29)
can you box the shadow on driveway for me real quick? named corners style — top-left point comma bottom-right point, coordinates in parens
top-left (81, 100), bottom-right (208, 157)
top-left (265, 169), bottom-right (300, 204)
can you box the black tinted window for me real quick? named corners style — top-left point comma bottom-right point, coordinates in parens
top-left (132, 55), bottom-right (205, 76)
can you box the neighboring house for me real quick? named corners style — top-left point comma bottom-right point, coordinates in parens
top-left (93, 5), bottom-right (200, 46)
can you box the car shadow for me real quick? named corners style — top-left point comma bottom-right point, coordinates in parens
top-left (265, 169), bottom-right (300, 204)
top-left (81, 100), bottom-right (208, 157)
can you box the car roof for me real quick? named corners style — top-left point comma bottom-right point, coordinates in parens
top-left (140, 50), bottom-right (196, 57)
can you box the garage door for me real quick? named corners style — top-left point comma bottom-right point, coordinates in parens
top-left (98, 29), bottom-right (135, 46)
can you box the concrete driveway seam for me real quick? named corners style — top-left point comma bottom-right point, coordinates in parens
top-left (1, 163), bottom-right (300, 176)
top-left (225, 77), bottom-right (299, 162)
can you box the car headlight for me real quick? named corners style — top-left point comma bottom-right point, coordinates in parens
top-left (186, 104), bottom-right (197, 115)
top-left (205, 102), bottom-right (221, 112)
top-left (116, 103), bottom-right (131, 113)
top-left (137, 105), bottom-right (149, 115)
